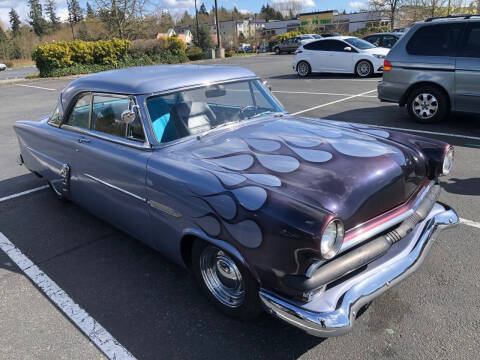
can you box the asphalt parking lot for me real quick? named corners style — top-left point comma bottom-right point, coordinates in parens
top-left (1, 54), bottom-right (479, 359)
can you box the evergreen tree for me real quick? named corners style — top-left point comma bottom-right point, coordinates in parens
top-left (28, 0), bottom-right (48, 36)
top-left (260, 4), bottom-right (284, 21)
top-left (86, 2), bottom-right (96, 19)
top-left (9, 8), bottom-right (21, 37)
top-left (179, 11), bottom-right (193, 26)
top-left (68, 0), bottom-right (84, 24)
top-left (192, 23), bottom-right (213, 51)
top-left (199, 3), bottom-right (208, 15)
top-left (45, 0), bottom-right (60, 28)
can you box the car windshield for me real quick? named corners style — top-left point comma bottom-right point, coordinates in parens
top-left (312, 34), bottom-right (322, 39)
top-left (344, 37), bottom-right (376, 49)
top-left (146, 79), bottom-right (285, 144)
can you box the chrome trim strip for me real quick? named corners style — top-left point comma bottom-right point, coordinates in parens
top-left (260, 206), bottom-right (458, 337)
top-left (84, 173), bottom-right (146, 202)
top-left (147, 200), bottom-right (182, 217)
top-left (339, 181), bottom-right (435, 254)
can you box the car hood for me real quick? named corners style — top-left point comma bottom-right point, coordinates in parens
top-left (173, 116), bottom-right (426, 229)
top-left (361, 47), bottom-right (390, 56)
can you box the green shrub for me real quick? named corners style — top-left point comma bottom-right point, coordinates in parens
top-left (186, 46), bottom-right (204, 60)
top-left (225, 49), bottom-right (233, 58)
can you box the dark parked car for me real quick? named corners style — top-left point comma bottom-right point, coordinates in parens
top-left (273, 35), bottom-right (315, 54)
top-left (363, 32), bottom-right (403, 48)
top-left (379, 15), bottom-right (480, 123)
top-left (14, 65), bottom-right (458, 337)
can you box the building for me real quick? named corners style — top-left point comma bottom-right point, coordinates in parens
top-left (333, 11), bottom-right (391, 33)
top-left (262, 19), bottom-right (301, 36)
top-left (208, 18), bottom-right (267, 47)
top-left (298, 10), bottom-right (336, 31)
top-left (157, 28), bottom-right (193, 45)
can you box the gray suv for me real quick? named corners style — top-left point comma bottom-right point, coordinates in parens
top-left (378, 15), bottom-right (480, 123)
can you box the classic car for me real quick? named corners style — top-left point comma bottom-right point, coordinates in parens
top-left (14, 65), bottom-right (458, 337)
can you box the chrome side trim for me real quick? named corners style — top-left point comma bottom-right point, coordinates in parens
top-left (147, 200), bottom-right (182, 217)
top-left (339, 181), bottom-right (435, 254)
top-left (84, 173), bottom-right (146, 202)
top-left (260, 206), bottom-right (458, 337)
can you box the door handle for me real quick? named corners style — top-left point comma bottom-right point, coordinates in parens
top-left (77, 138), bottom-right (90, 144)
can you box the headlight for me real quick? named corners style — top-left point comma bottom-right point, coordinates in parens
top-left (320, 219), bottom-right (344, 259)
top-left (373, 54), bottom-right (385, 59)
top-left (441, 146), bottom-right (454, 176)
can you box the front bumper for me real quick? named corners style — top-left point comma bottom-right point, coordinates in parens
top-left (259, 203), bottom-right (458, 337)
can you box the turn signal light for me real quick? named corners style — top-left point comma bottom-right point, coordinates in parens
top-left (383, 60), bottom-right (392, 71)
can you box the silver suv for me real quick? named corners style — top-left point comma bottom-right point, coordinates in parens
top-left (378, 15), bottom-right (480, 123)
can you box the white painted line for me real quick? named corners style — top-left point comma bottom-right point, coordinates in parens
top-left (0, 185), bottom-right (49, 203)
top-left (0, 233), bottom-right (136, 360)
top-left (460, 218), bottom-right (480, 230)
top-left (273, 90), bottom-right (377, 97)
top-left (16, 84), bottom-right (56, 91)
top-left (291, 89), bottom-right (377, 116)
top-left (351, 123), bottom-right (480, 142)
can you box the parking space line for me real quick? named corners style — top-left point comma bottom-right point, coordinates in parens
top-left (0, 185), bottom-right (49, 203)
top-left (0, 233), bottom-right (136, 360)
top-left (16, 84), bottom-right (56, 91)
top-left (291, 89), bottom-right (377, 116)
top-left (273, 90), bottom-right (377, 97)
top-left (460, 218), bottom-right (480, 230)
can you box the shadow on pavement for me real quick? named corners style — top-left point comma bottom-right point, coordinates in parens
top-left (0, 175), bottom-right (323, 359)
top-left (443, 178), bottom-right (480, 196)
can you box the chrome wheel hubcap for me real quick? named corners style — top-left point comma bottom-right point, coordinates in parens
top-left (357, 61), bottom-right (371, 76)
top-left (413, 93), bottom-right (438, 119)
top-left (200, 247), bottom-right (245, 308)
top-left (298, 62), bottom-right (309, 76)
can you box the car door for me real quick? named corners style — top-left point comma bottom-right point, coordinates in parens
top-left (455, 22), bottom-right (480, 113)
top-left (303, 40), bottom-right (331, 72)
top-left (324, 40), bottom-right (355, 72)
top-left (72, 93), bottom-right (152, 242)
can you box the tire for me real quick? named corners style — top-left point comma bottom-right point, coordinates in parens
top-left (297, 61), bottom-right (311, 78)
top-left (406, 85), bottom-right (449, 123)
top-left (355, 60), bottom-right (373, 78)
top-left (275, 47), bottom-right (280, 55)
top-left (192, 239), bottom-right (262, 320)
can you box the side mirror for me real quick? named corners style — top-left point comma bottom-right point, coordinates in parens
top-left (344, 46), bottom-right (352, 52)
top-left (121, 100), bottom-right (138, 124)
top-left (262, 79), bottom-right (272, 91)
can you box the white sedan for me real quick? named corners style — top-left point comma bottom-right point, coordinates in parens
top-left (0, 63), bottom-right (6, 71)
top-left (293, 36), bottom-right (389, 78)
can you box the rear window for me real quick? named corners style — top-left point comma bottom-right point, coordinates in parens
top-left (459, 23), bottom-right (480, 58)
top-left (406, 23), bottom-right (464, 56)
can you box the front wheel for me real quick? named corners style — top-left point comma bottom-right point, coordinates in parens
top-left (275, 47), bottom-right (280, 55)
top-left (192, 239), bottom-right (262, 320)
top-left (406, 86), bottom-right (449, 123)
top-left (297, 61), bottom-right (311, 77)
top-left (355, 60), bottom-right (373, 78)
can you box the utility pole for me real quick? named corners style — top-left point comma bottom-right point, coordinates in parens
top-left (194, 0), bottom-right (199, 45)
top-left (214, 0), bottom-right (221, 49)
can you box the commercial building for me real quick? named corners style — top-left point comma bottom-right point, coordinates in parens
top-left (334, 11), bottom-right (391, 33)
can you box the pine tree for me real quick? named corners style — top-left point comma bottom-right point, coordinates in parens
top-left (86, 2), bottom-right (96, 19)
top-left (45, 0), bottom-right (60, 28)
top-left (9, 8), bottom-right (21, 37)
top-left (28, 0), bottom-right (48, 36)
top-left (199, 3), bottom-right (208, 15)
top-left (68, 0), bottom-right (84, 24)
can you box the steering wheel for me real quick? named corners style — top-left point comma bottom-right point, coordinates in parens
top-left (238, 105), bottom-right (257, 119)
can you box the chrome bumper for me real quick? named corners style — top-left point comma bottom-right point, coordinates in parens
top-left (259, 205), bottom-right (458, 337)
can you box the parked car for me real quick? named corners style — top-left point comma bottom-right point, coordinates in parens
top-left (320, 33), bottom-right (342, 38)
top-left (293, 36), bottom-right (390, 77)
top-left (14, 65), bottom-right (458, 337)
top-left (363, 32), bottom-right (403, 48)
top-left (273, 35), bottom-right (315, 54)
top-left (0, 63), bottom-right (7, 71)
top-left (237, 43), bottom-right (252, 52)
top-left (379, 15), bottom-right (480, 123)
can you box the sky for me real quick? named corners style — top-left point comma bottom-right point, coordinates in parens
top-left (0, 0), bottom-right (369, 30)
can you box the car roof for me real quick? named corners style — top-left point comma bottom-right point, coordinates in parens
top-left (61, 65), bottom-right (257, 109)
top-left (364, 32), bottom-right (402, 36)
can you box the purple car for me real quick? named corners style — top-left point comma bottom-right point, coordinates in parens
top-left (14, 65), bottom-right (458, 337)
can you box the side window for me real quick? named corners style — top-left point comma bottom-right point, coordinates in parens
top-left (459, 23), bottom-right (480, 58)
top-left (329, 40), bottom-right (350, 52)
top-left (382, 35), bottom-right (398, 48)
top-left (91, 95), bottom-right (145, 142)
top-left (366, 35), bottom-right (380, 47)
top-left (406, 23), bottom-right (464, 56)
top-left (48, 103), bottom-right (62, 126)
top-left (66, 93), bottom-right (91, 129)
top-left (304, 40), bottom-right (330, 51)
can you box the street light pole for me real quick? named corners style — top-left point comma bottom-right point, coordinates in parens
top-left (194, 0), bottom-right (199, 45)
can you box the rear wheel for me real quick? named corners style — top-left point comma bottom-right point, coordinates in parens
top-left (407, 85), bottom-right (449, 123)
top-left (275, 47), bottom-right (280, 55)
top-left (192, 239), bottom-right (262, 320)
top-left (297, 61), bottom-right (311, 77)
top-left (355, 60), bottom-right (373, 78)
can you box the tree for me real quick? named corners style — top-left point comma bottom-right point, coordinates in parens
top-left (9, 9), bottom-right (21, 37)
top-left (0, 26), bottom-right (8, 59)
top-left (199, 3), bottom-right (208, 15)
top-left (260, 4), bottom-right (284, 21)
top-left (192, 23), bottom-right (213, 51)
top-left (28, 0), bottom-right (48, 36)
top-left (86, 2), bottom-right (96, 19)
top-left (45, 0), bottom-right (60, 29)
top-left (178, 10), bottom-right (193, 26)
top-left (67, 0), bottom-right (84, 39)
top-left (370, 0), bottom-right (405, 30)
top-left (95, 0), bottom-right (148, 39)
